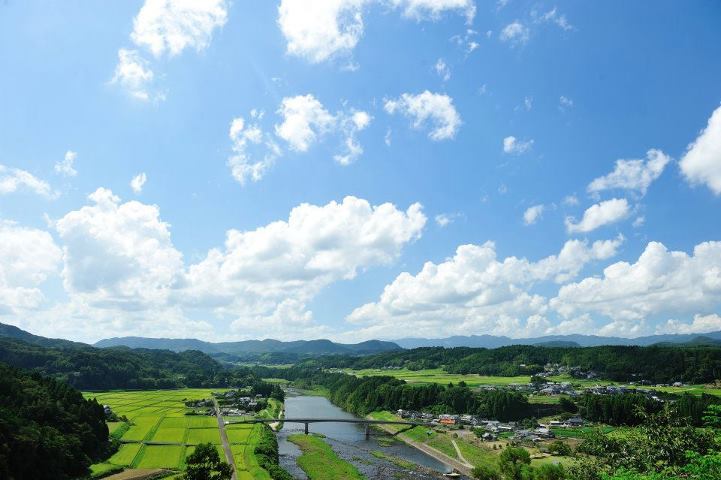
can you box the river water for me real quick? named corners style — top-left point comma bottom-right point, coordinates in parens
top-left (277, 392), bottom-right (454, 479)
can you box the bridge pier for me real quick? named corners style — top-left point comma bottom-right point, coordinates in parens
top-left (304, 423), bottom-right (309, 435)
top-left (365, 424), bottom-right (370, 440)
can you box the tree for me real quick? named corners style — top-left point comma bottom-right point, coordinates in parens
top-left (184, 443), bottom-right (232, 480)
top-left (534, 463), bottom-right (567, 480)
top-left (499, 447), bottom-right (531, 480)
top-left (472, 464), bottom-right (501, 480)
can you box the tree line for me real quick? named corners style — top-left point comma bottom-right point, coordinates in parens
top-left (310, 344), bottom-right (721, 383)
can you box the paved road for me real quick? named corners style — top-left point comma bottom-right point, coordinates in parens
top-left (213, 398), bottom-right (237, 480)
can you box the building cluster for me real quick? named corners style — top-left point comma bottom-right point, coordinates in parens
top-left (214, 390), bottom-right (266, 416)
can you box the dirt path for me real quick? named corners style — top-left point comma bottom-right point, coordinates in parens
top-left (451, 439), bottom-right (473, 468)
top-left (213, 397), bottom-right (237, 480)
top-left (373, 423), bottom-right (473, 477)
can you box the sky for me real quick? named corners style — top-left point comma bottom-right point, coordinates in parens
top-left (1, 0), bottom-right (721, 344)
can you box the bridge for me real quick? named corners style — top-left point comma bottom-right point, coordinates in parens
top-left (225, 417), bottom-right (433, 439)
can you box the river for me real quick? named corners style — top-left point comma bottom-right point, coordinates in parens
top-left (277, 392), bottom-right (455, 479)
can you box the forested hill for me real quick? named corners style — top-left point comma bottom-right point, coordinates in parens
top-left (312, 344), bottom-right (721, 384)
top-left (0, 337), bottom-right (252, 390)
top-left (0, 322), bottom-right (86, 349)
top-left (0, 363), bottom-right (109, 479)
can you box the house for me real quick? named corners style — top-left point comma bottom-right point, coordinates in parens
top-left (439, 414), bottom-right (458, 425)
top-left (565, 417), bottom-right (583, 427)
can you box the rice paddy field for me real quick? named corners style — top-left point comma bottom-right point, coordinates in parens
top-left (84, 389), bottom-right (271, 479)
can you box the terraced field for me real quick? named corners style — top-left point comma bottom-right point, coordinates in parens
top-left (84, 389), bottom-right (271, 479)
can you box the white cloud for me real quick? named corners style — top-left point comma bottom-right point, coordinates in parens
top-left (130, 0), bottom-right (229, 58)
top-left (180, 197), bottom-right (426, 334)
top-left (55, 151), bottom-right (78, 177)
top-left (435, 58), bottom-right (451, 81)
top-left (347, 237), bottom-right (622, 338)
top-left (588, 149), bottom-right (671, 196)
top-left (278, 0), bottom-right (474, 63)
top-left (334, 110), bottom-right (372, 166)
top-left (562, 194), bottom-right (579, 206)
top-left (559, 95), bottom-right (573, 110)
top-left (499, 21), bottom-right (529, 45)
top-left (228, 114), bottom-right (282, 185)
top-left (390, 0), bottom-right (475, 22)
top-left (0, 221), bottom-right (62, 314)
top-left (130, 172), bottom-right (147, 194)
top-left (565, 198), bottom-right (630, 234)
top-left (229, 97), bottom-right (371, 184)
top-left (435, 212), bottom-right (460, 227)
top-left (384, 91), bottom-right (461, 141)
top-left (503, 135), bottom-right (533, 154)
top-left (110, 49), bottom-right (160, 102)
top-left (523, 204), bottom-right (544, 225)
top-left (0, 164), bottom-right (54, 198)
top-left (680, 105), bottom-right (721, 195)
top-left (275, 94), bottom-right (338, 152)
top-left (278, 0), bottom-right (369, 63)
top-left (633, 216), bottom-right (646, 228)
top-left (552, 241), bottom-right (721, 335)
top-left (660, 314), bottom-right (721, 335)
top-left (55, 188), bottom-right (184, 310)
top-left (536, 7), bottom-right (573, 31)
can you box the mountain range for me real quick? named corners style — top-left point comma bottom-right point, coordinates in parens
top-left (93, 336), bottom-right (402, 356)
top-left (393, 332), bottom-right (721, 349)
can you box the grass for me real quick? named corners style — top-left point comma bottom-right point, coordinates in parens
top-left (186, 428), bottom-right (221, 445)
top-left (108, 443), bottom-right (143, 466)
top-left (289, 434), bottom-right (364, 480)
top-left (135, 445), bottom-right (184, 469)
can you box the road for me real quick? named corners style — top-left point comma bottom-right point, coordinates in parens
top-left (213, 398), bottom-right (237, 480)
top-left (451, 439), bottom-right (473, 468)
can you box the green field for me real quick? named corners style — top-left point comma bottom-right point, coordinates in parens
top-left (289, 433), bottom-right (364, 480)
top-left (84, 389), bottom-right (272, 478)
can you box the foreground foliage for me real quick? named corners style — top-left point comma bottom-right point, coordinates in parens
top-left (184, 442), bottom-right (232, 480)
top-left (0, 362), bottom-right (109, 479)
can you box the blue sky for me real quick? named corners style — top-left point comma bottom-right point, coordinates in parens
top-left (1, 0), bottom-right (721, 343)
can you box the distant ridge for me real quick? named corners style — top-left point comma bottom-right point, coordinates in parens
top-left (0, 322), bottom-right (86, 349)
top-left (393, 332), bottom-right (721, 349)
top-left (94, 336), bottom-right (402, 356)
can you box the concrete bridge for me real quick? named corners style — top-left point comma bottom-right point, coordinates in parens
top-left (225, 417), bottom-right (432, 439)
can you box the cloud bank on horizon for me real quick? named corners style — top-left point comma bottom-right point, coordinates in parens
top-left (1, 0), bottom-right (720, 343)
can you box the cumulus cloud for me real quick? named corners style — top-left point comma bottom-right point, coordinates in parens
top-left (55, 188), bottom-right (184, 310)
top-left (0, 164), bottom-right (54, 198)
top-left (660, 314), bottom-right (721, 335)
top-left (130, 0), bottom-right (229, 57)
top-left (55, 151), bottom-right (78, 177)
top-left (278, 0), bottom-right (474, 63)
top-left (347, 237), bottom-right (622, 338)
top-left (384, 91), bottom-right (461, 140)
top-left (503, 136), bottom-right (533, 154)
top-left (552, 241), bottom-right (721, 336)
top-left (110, 49), bottom-right (160, 102)
top-left (523, 204), bottom-right (544, 225)
top-left (275, 94), bottom-right (337, 151)
top-left (680, 105), bottom-right (721, 195)
top-left (0, 221), bottom-right (62, 314)
top-left (565, 198), bottom-right (630, 234)
top-left (588, 149), bottom-right (671, 196)
top-left (179, 196), bottom-right (426, 335)
top-left (228, 96), bottom-right (371, 184)
top-left (499, 21), bottom-right (529, 45)
top-left (130, 172), bottom-right (147, 194)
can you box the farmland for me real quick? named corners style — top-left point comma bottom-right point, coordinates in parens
top-left (84, 389), bottom-right (271, 479)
